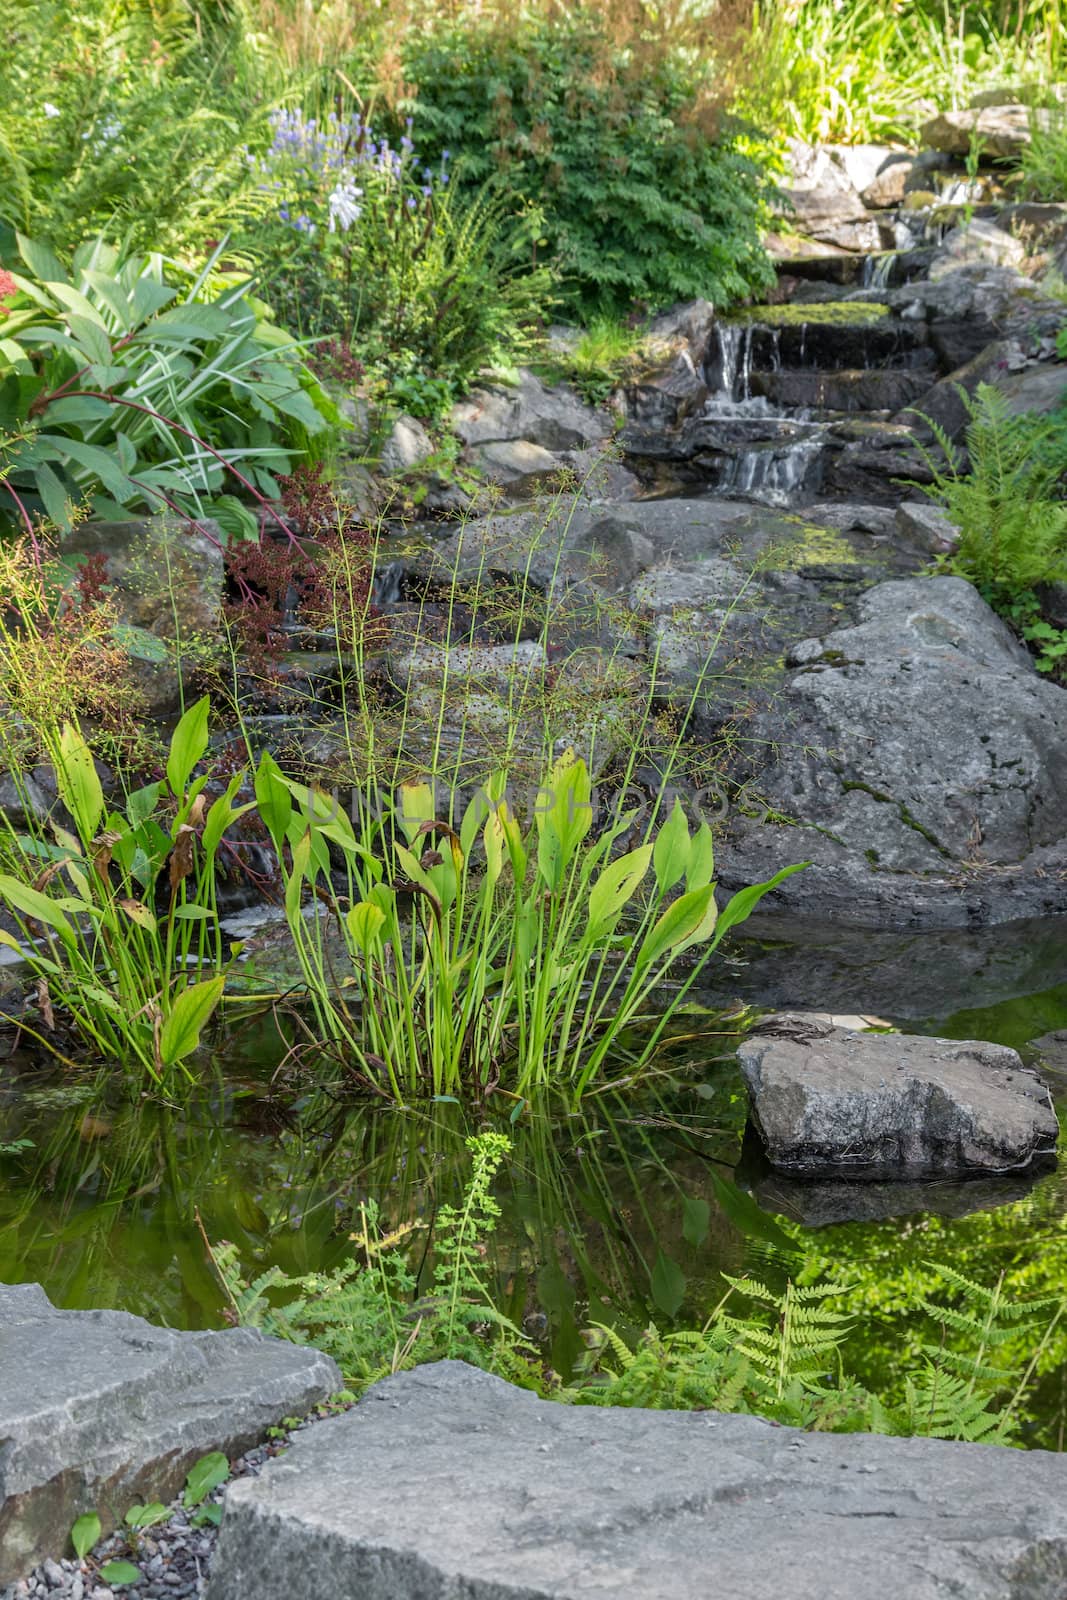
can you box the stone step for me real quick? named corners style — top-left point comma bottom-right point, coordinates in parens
top-left (205, 1361), bottom-right (1067, 1600)
top-left (0, 1283), bottom-right (340, 1584)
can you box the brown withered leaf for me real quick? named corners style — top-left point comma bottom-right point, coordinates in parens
top-left (35, 978), bottom-right (55, 1032)
top-left (168, 824), bottom-right (196, 890)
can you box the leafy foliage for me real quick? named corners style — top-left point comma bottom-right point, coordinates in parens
top-left (0, 702), bottom-right (247, 1078)
top-left (0, 1), bottom-right (271, 255)
top-left (918, 383), bottom-right (1067, 596)
top-left (742, 0), bottom-right (1067, 144)
top-left (401, 10), bottom-right (776, 317)
top-left (257, 748), bottom-right (804, 1100)
top-left (209, 1133), bottom-right (521, 1389)
top-left (0, 235), bottom-right (336, 535)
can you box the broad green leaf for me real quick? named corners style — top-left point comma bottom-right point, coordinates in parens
top-left (125, 784), bottom-right (161, 829)
top-left (285, 831), bottom-right (312, 919)
top-left (586, 844), bottom-right (652, 937)
top-left (650, 1250), bottom-right (686, 1319)
top-left (66, 313), bottom-right (113, 366)
top-left (46, 283), bottom-right (109, 328)
top-left (183, 1450), bottom-right (230, 1507)
top-left (70, 1512), bottom-right (101, 1561)
top-left (17, 233), bottom-right (68, 286)
top-left (36, 433), bottom-right (138, 501)
top-left (171, 904), bottom-right (215, 922)
top-left (158, 977), bottom-right (225, 1068)
top-left (166, 695), bottom-right (210, 797)
top-left (98, 1561), bottom-right (142, 1587)
top-left (708, 862), bottom-right (808, 950)
top-left (112, 622), bottom-right (170, 663)
top-left (396, 779), bottom-right (436, 844)
top-left (56, 722), bottom-right (104, 841)
top-left (254, 751), bottom-right (292, 852)
top-left (681, 1194), bottom-right (710, 1248)
top-left (346, 901), bottom-right (386, 949)
top-left (535, 749), bottom-right (592, 863)
top-left (635, 885), bottom-right (716, 969)
top-left (653, 801), bottom-right (691, 893)
top-left (686, 821), bottom-right (715, 891)
top-left (35, 460), bottom-right (73, 530)
top-left (201, 772), bottom-right (249, 857)
top-left (44, 396), bottom-right (112, 425)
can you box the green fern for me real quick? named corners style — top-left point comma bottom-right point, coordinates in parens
top-left (720, 1276), bottom-right (855, 1400)
top-left (209, 1135), bottom-right (522, 1392)
top-left (915, 383), bottom-right (1067, 596)
top-left (894, 1367), bottom-right (1012, 1444)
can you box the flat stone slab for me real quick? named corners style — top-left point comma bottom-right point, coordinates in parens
top-left (206, 1361), bottom-right (1067, 1600)
top-left (0, 1283), bottom-right (340, 1584)
top-left (738, 1014), bottom-right (1058, 1177)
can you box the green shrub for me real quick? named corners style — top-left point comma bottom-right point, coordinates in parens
top-left (399, 10), bottom-right (776, 318)
top-left (243, 106), bottom-right (555, 404)
top-left (0, 2), bottom-right (270, 256)
top-left (0, 235), bottom-right (337, 536)
top-left (742, 0), bottom-right (1066, 144)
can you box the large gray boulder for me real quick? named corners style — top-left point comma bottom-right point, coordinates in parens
top-left (206, 1361), bottom-right (1067, 1600)
top-left (452, 370), bottom-right (612, 452)
top-left (716, 577), bottom-right (1067, 926)
top-left (738, 1014), bottom-right (1058, 1177)
top-left (0, 1283), bottom-right (340, 1585)
top-left (921, 104), bottom-right (1045, 159)
top-left (778, 141), bottom-right (881, 252)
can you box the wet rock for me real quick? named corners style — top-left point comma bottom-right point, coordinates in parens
top-left (207, 1360), bottom-right (1067, 1600)
top-left (386, 640), bottom-right (547, 697)
top-left (716, 577), bottom-right (1067, 927)
top-left (861, 157), bottom-right (916, 210)
top-left (621, 299), bottom-right (715, 427)
top-left (469, 439), bottom-right (571, 493)
top-left (996, 201), bottom-right (1067, 252)
top-left (702, 912), bottom-right (1067, 1024)
top-left (894, 500), bottom-right (960, 555)
top-left (1034, 1030), bottom-right (1067, 1078)
top-left (921, 105), bottom-right (1043, 159)
top-left (894, 339), bottom-right (1024, 438)
top-left (0, 1283), bottom-right (340, 1585)
top-left (750, 367), bottom-right (932, 414)
top-left (929, 218), bottom-right (1029, 278)
top-left (61, 516), bottom-right (224, 716)
top-left (778, 141), bottom-right (881, 252)
top-left (738, 1016), bottom-right (1058, 1176)
top-left (825, 144), bottom-right (907, 198)
top-left (748, 1164), bottom-right (1049, 1227)
top-left (452, 371), bottom-right (611, 453)
top-left (380, 413), bottom-right (434, 474)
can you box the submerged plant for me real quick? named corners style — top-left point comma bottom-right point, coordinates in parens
top-left (256, 746), bottom-right (803, 1102)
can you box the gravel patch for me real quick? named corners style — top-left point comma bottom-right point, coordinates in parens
top-left (0, 1411), bottom-right (336, 1600)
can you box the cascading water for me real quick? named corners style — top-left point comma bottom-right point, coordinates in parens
top-left (700, 319), bottom-right (829, 503)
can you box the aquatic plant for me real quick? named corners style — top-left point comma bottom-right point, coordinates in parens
top-left (0, 702), bottom-right (248, 1078)
top-left (256, 744), bottom-right (803, 1103)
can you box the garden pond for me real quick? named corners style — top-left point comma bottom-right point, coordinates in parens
top-left (2, 912), bottom-right (1067, 1436)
